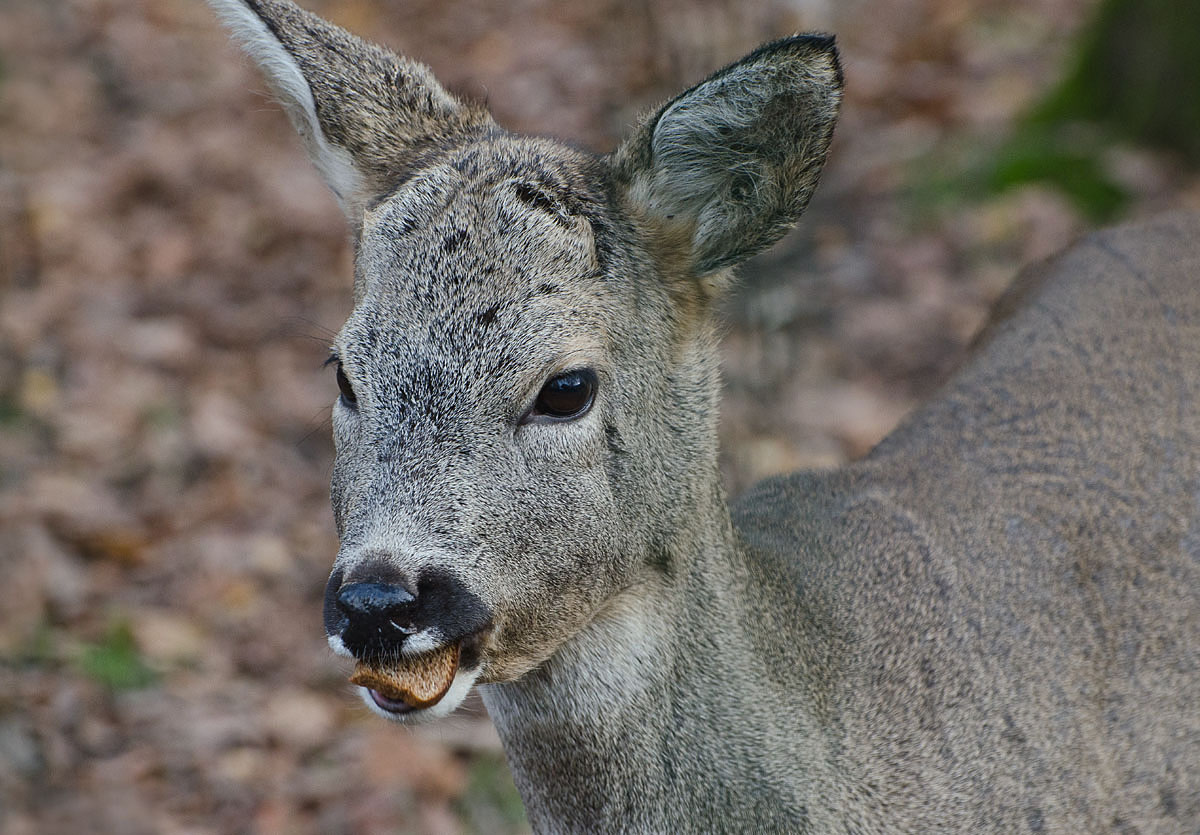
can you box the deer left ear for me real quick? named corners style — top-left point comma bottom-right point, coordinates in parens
top-left (208, 0), bottom-right (494, 222)
top-left (613, 35), bottom-right (842, 277)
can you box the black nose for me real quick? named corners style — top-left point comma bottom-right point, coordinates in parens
top-left (323, 561), bottom-right (493, 663)
top-left (336, 581), bottom-right (416, 622)
top-left (331, 578), bottom-right (418, 661)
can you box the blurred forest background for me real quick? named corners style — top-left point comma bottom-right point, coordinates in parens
top-left (1, 0), bottom-right (1198, 832)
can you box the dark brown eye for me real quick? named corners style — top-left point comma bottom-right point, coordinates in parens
top-left (335, 362), bottom-right (357, 408)
top-left (531, 369), bottom-right (596, 420)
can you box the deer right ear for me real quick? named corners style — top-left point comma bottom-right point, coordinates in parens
top-left (207, 0), bottom-right (493, 221)
top-left (613, 36), bottom-right (842, 278)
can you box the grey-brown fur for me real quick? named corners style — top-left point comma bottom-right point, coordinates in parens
top-left (206, 1), bottom-right (1200, 831)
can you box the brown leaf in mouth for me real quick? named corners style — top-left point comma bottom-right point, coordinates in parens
top-left (349, 643), bottom-right (461, 709)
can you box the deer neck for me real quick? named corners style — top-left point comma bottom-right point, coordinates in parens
top-left (480, 480), bottom-right (832, 830)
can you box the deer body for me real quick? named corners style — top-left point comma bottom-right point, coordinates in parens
top-left (208, 1), bottom-right (1200, 830)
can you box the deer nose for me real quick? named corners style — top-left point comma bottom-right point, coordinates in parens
top-left (323, 561), bottom-right (493, 663)
top-left (333, 580), bottom-right (420, 658)
top-left (336, 581), bottom-right (416, 625)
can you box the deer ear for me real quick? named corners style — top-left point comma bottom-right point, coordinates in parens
top-left (208, 0), bottom-right (493, 220)
top-left (614, 36), bottom-right (842, 276)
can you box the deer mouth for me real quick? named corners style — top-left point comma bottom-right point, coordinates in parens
top-left (350, 641), bottom-right (462, 714)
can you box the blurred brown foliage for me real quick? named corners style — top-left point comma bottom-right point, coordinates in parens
top-left (1, 0), bottom-right (1197, 833)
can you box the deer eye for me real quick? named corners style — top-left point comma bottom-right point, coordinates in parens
top-left (528, 369), bottom-right (597, 421)
top-left (335, 362), bottom-right (358, 408)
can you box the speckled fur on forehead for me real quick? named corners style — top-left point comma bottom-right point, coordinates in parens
top-left (356, 134), bottom-right (609, 295)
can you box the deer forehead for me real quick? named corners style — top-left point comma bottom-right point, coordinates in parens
top-left (339, 145), bottom-right (620, 401)
top-left (357, 142), bottom-right (602, 291)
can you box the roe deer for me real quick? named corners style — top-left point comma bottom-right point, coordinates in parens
top-left (208, 1), bottom-right (1200, 830)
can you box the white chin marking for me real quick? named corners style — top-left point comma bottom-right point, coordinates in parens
top-left (326, 629), bottom-right (437, 658)
top-left (399, 629), bottom-right (438, 655)
top-left (357, 665), bottom-right (481, 724)
top-left (327, 633), bottom-right (352, 657)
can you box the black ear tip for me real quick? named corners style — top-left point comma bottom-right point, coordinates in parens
top-left (765, 32), bottom-right (837, 52)
top-left (803, 33), bottom-right (838, 51)
top-left (749, 33), bottom-right (843, 87)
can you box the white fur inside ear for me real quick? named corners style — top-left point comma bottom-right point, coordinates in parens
top-left (207, 0), bottom-right (361, 212)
